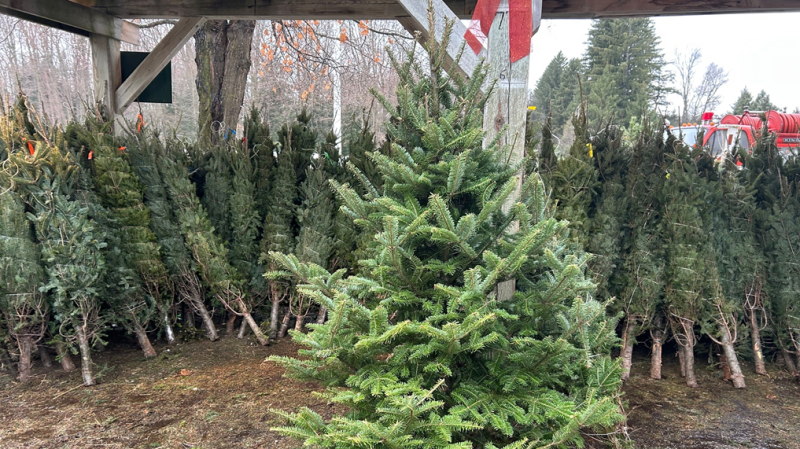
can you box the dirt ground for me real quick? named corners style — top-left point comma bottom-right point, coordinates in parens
top-left (1, 334), bottom-right (799, 449)
top-left (623, 346), bottom-right (800, 449)
top-left (0, 334), bottom-right (338, 449)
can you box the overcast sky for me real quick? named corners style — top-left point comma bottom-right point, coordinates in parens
top-left (528, 12), bottom-right (800, 114)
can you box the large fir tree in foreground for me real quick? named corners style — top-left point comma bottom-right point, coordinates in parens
top-left (268, 19), bottom-right (622, 448)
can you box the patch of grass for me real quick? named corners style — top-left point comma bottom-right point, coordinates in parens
top-left (204, 411), bottom-right (220, 422)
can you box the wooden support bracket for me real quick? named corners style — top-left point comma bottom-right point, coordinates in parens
top-left (396, 0), bottom-right (481, 82)
top-left (115, 17), bottom-right (206, 114)
top-left (0, 0), bottom-right (139, 44)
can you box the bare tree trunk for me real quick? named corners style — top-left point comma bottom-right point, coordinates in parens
top-left (194, 20), bottom-right (255, 143)
top-left (226, 313), bottom-right (237, 335)
top-left (133, 323), bottom-right (157, 358)
top-left (650, 328), bottom-right (664, 380)
top-left (678, 346), bottom-right (686, 378)
top-left (163, 315), bottom-right (176, 345)
top-left (39, 345), bottom-right (52, 368)
top-left (237, 317), bottom-right (248, 339)
top-left (620, 318), bottom-right (637, 381)
top-left (75, 326), bottom-right (95, 386)
top-left (683, 345), bottom-right (698, 388)
top-left (55, 341), bottom-right (76, 372)
top-left (295, 314), bottom-right (306, 333)
top-left (269, 289), bottom-right (281, 340)
top-left (781, 348), bottom-right (798, 374)
top-left (278, 310), bottom-right (291, 338)
top-left (749, 311), bottom-right (767, 376)
top-left (718, 346), bottom-right (732, 382)
top-left (190, 299), bottom-right (218, 341)
top-left (17, 336), bottom-right (34, 383)
top-left (720, 330), bottom-right (746, 388)
top-left (241, 311), bottom-right (268, 346)
top-left (316, 307), bottom-right (328, 325)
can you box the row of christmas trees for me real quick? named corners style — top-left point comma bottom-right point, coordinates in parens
top-left (0, 28), bottom-right (628, 446)
top-left (539, 105), bottom-right (800, 388)
top-left (0, 96), bottom-right (388, 385)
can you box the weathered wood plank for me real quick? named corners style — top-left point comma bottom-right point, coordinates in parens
top-left (91, 34), bottom-right (121, 116)
top-left (87, 0), bottom-right (800, 19)
top-left (115, 17), bottom-right (206, 114)
top-left (396, 0), bottom-right (480, 80)
top-left (481, 0), bottom-right (538, 301)
top-left (0, 0), bottom-right (139, 44)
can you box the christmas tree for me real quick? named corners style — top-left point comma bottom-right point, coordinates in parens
top-left (11, 142), bottom-right (107, 386)
top-left (127, 136), bottom-right (216, 341)
top-left (82, 121), bottom-right (171, 355)
top-left (615, 124), bottom-right (668, 380)
top-left (0, 161), bottom-right (48, 382)
top-left (159, 142), bottom-right (269, 345)
top-left (260, 134), bottom-right (299, 339)
top-left (268, 19), bottom-right (622, 447)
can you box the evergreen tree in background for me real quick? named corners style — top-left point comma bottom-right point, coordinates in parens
top-left (749, 132), bottom-right (800, 375)
top-left (159, 143), bottom-right (269, 345)
top-left (11, 142), bottom-right (106, 386)
top-left (243, 107), bottom-right (276, 223)
top-left (616, 125), bottom-right (668, 380)
top-left (201, 147), bottom-right (234, 244)
top-left (0, 159), bottom-right (48, 383)
top-left (544, 107), bottom-right (598, 248)
top-left (127, 136), bottom-right (216, 341)
top-left (85, 123), bottom-right (171, 355)
top-left (532, 52), bottom-right (582, 133)
top-left (584, 18), bottom-right (669, 126)
top-left (752, 90), bottom-right (780, 112)
top-left (268, 22), bottom-right (622, 448)
top-left (260, 135), bottom-right (298, 339)
top-left (730, 88), bottom-right (754, 114)
top-left (711, 160), bottom-right (768, 376)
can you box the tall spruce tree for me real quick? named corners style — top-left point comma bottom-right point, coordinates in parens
top-left (533, 52), bottom-right (582, 133)
top-left (584, 18), bottom-right (669, 126)
top-left (730, 88), bottom-right (754, 115)
top-left (267, 22), bottom-right (622, 447)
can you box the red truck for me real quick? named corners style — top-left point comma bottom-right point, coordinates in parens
top-left (668, 110), bottom-right (800, 161)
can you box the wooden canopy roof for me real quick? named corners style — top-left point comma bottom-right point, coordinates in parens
top-left (87, 0), bottom-right (800, 20)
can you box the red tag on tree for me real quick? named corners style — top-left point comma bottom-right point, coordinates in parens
top-left (26, 140), bottom-right (35, 156)
top-left (88, 150), bottom-right (93, 160)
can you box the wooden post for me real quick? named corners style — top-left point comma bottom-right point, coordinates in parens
top-left (483, 0), bottom-right (539, 301)
top-left (90, 34), bottom-right (121, 125)
top-left (396, 0), bottom-right (480, 81)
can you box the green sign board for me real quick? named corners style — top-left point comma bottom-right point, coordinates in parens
top-left (120, 51), bottom-right (172, 104)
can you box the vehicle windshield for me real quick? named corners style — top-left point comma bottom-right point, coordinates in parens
top-left (706, 129), bottom-right (727, 157)
top-left (670, 127), bottom-right (698, 146)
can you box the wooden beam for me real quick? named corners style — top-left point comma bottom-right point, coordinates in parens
top-left (91, 34), bottom-right (121, 118)
top-left (396, 0), bottom-right (480, 81)
top-left (115, 17), bottom-right (206, 114)
top-left (541, 0), bottom-right (800, 18)
top-left (0, 0), bottom-right (140, 44)
top-left (87, 0), bottom-right (800, 19)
